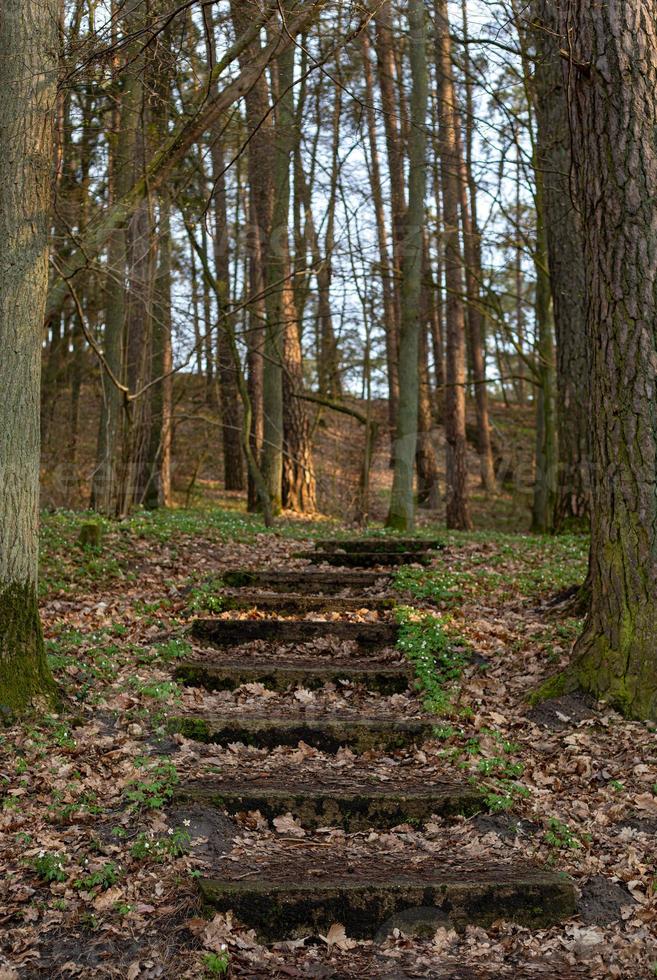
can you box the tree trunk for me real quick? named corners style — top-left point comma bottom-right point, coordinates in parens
top-left (416, 321), bottom-right (440, 509)
top-left (207, 11), bottom-right (245, 492)
top-left (144, 195), bottom-right (173, 509)
top-left (91, 4), bottom-right (129, 515)
top-left (282, 288), bottom-right (317, 514)
top-left (230, 5), bottom-right (270, 511)
top-left (554, 2), bottom-right (657, 719)
top-left (362, 28), bottom-right (398, 439)
top-left (229, 1), bottom-right (271, 511)
top-left (0, 0), bottom-right (58, 714)
top-left (454, 113), bottom-right (496, 492)
top-left (434, 0), bottom-right (472, 530)
top-left (386, 0), bottom-right (428, 530)
top-left (533, 1), bottom-right (590, 529)
top-left (270, 40), bottom-right (316, 513)
top-left (375, 2), bottom-right (405, 461)
top-left (530, 173), bottom-right (558, 534)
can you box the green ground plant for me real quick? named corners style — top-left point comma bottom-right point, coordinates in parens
top-left (396, 607), bottom-right (468, 714)
top-left (124, 757), bottom-right (179, 811)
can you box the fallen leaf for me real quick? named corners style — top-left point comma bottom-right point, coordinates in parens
top-left (319, 923), bottom-right (357, 950)
top-left (272, 813), bottom-right (306, 837)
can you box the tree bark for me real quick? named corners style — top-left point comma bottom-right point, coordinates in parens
top-left (0, 0), bottom-right (58, 713)
top-left (207, 10), bottom-right (245, 492)
top-left (554, 2), bottom-right (657, 719)
top-left (144, 194), bottom-right (173, 509)
top-left (416, 319), bottom-right (440, 509)
top-left (530, 171), bottom-right (558, 534)
top-left (533, 1), bottom-right (590, 528)
top-left (386, 0), bottom-right (428, 530)
top-left (434, 0), bottom-right (472, 530)
top-left (91, 3), bottom-right (129, 515)
top-left (454, 113), bottom-right (496, 491)
top-left (362, 28), bottom-right (399, 438)
top-left (229, 0), bottom-right (271, 511)
top-left (374, 2), bottom-right (405, 460)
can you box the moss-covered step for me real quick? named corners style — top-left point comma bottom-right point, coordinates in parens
top-left (191, 619), bottom-right (398, 648)
top-left (219, 593), bottom-right (396, 614)
top-left (176, 777), bottom-right (483, 831)
top-left (293, 551), bottom-right (432, 568)
top-left (175, 658), bottom-right (412, 694)
top-left (222, 570), bottom-right (390, 592)
top-left (168, 712), bottom-right (434, 753)
top-left (198, 864), bottom-right (576, 940)
top-left (315, 538), bottom-right (445, 554)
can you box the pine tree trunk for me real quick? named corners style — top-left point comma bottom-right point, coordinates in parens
top-left (362, 29), bottom-right (399, 439)
top-left (556, 2), bottom-right (657, 719)
top-left (530, 168), bottom-right (558, 534)
top-left (144, 195), bottom-right (173, 510)
top-left (434, 0), bottom-right (472, 531)
top-left (0, 0), bottom-right (58, 714)
top-left (416, 322), bottom-right (440, 509)
top-left (454, 114), bottom-right (496, 492)
top-left (534, 1), bottom-right (590, 528)
top-left (375, 2), bottom-right (405, 460)
top-left (265, 32), bottom-right (316, 513)
top-left (91, 4), bottom-right (129, 515)
top-left (207, 12), bottom-right (245, 492)
top-left (386, 0), bottom-right (428, 530)
top-left (282, 283), bottom-right (317, 513)
top-left (229, 0), bottom-right (272, 511)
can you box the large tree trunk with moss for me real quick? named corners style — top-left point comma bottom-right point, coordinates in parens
top-left (533, 1), bottom-right (590, 529)
top-left (385, 0), bottom-right (427, 530)
top-left (558, 2), bottom-right (657, 719)
top-left (434, 0), bottom-right (472, 530)
top-left (0, 0), bottom-right (58, 714)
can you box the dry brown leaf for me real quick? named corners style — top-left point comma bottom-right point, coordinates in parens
top-left (319, 923), bottom-right (357, 950)
top-left (272, 813), bottom-right (306, 837)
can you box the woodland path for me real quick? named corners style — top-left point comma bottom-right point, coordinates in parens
top-left (169, 538), bottom-right (577, 953)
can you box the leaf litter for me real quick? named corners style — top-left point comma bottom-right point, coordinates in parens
top-left (0, 520), bottom-right (653, 977)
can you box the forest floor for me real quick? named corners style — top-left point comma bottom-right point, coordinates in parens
top-left (0, 506), bottom-right (655, 979)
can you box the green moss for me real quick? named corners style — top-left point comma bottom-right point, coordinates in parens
top-left (0, 581), bottom-right (57, 717)
top-left (528, 669), bottom-right (576, 706)
top-left (167, 716), bottom-right (211, 741)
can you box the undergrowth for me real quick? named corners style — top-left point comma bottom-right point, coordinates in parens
top-left (395, 607), bottom-right (468, 714)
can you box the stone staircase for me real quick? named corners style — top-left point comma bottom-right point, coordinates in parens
top-left (169, 536), bottom-right (576, 942)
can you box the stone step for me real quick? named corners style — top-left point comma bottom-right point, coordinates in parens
top-left (176, 777), bottom-right (483, 831)
top-left (222, 570), bottom-right (390, 592)
top-left (294, 551), bottom-right (432, 568)
top-left (191, 618), bottom-right (398, 648)
top-left (315, 537), bottom-right (445, 554)
top-left (198, 863), bottom-right (576, 940)
top-left (219, 592), bottom-right (396, 614)
top-left (168, 712), bottom-right (434, 753)
top-left (175, 657), bottom-right (412, 694)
